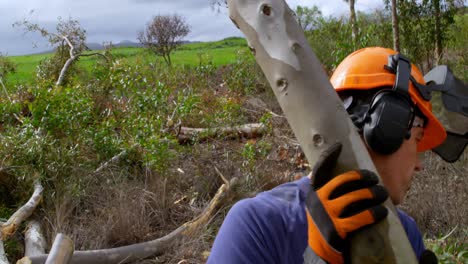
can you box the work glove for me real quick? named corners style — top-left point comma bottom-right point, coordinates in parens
top-left (305, 143), bottom-right (389, 264)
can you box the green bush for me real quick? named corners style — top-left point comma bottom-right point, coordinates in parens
top-left (222, 50), bottom-right (266, 95)
top-left (425, 228), bottom-right (468, 264)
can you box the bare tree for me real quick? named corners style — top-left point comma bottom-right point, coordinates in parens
top-left (391, 0), bottom-right (400, 51)
top-left (344, 0), bottom-right (359, 44)
top-left (138, 14), bottom-right (190, 66)
top-left (209, 0), bottom-right (227, 12)
top-left (13, 16), bottom-right (109, 86)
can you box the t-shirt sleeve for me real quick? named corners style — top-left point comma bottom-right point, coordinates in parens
top-left (207, 197), bottom-right (287, 264)
top-left (397, 209), bottom-right (425, 260)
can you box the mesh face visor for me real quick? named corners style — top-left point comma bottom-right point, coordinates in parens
top-left (433, 131), bottom-right (468, 163)
top-left (422, 65), bottom-right (468, 163)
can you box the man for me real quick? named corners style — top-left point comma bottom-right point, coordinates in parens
top-left (207, 47), bottom-right (460, 264)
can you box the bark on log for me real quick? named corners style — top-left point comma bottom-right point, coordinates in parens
top-left (29, 178), bottom-right (238, 264)
top-left (44, 234), bottom-right (74, 264)
top-left (227, 0), bottom-right (417, 263)
top-left (1, 182), bottom-right (43, 238)
top-left (0, 234), bottom-right (8, 264)
top-left (16, 257), bottom-right (31, 264)
top-left (178, 123), bottom-right (266, 143)
top-left (24, 221), bottom-right (46, 257)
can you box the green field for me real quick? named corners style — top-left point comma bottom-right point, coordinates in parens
top-left (6, 37), bottom-right (248, 85)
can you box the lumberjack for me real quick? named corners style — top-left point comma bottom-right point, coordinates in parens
top-left (209, 0), bottom-right (468, 263)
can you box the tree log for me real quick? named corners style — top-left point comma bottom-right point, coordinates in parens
top-left (0, 234), bottom-right (8, 264)
top-left (24, 221), bottom-right (46, 257)
top-left (1, 182), bottom-right (43, 239)
top-left (178, 123), bottom-right (266, 143)
top-left (44, 234), bottom-right (74, 264)
top-left (227, 0), bottom-right (417, 263)
top-left (29, 177), bottom-right (238, 264)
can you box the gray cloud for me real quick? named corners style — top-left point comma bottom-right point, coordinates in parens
top-left (0, 0), bottom-right (383, 55)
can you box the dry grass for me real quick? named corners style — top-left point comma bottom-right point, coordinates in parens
top-left (401, 151), bottom-right (467, 241)
top-left (35, 125), bottom-right (299, 263)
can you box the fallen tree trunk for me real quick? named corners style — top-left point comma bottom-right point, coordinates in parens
top-left (227, 0), bottom-right (417, 263)
top-left (178, 123), bottom-right (266, 143)
top-left (1, 182), bottom-right (43, 238)
top-left (44, 234), bottom-right (74, 264)
top-left (0, 234), bottom-right (8, 264)
top-left (25, 221), bottom-right (47, 257)
top-left (29, 177), bottom-right (238, 264)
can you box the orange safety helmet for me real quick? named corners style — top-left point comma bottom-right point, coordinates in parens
top-left (330, 47), bottom-right (446, 152)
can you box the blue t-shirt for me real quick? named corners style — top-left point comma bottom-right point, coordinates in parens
top-left (208, 176), bottom-right (425, 263)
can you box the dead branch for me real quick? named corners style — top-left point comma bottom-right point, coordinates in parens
top-left (24, 221), bottom-right (46, 257)
top-left (94, 144), bottom-right (139, 174)
top-left (56, 36), bottom-right (110, 86)
top-left (44, 234), bottom-right (74, 264)
top-left (0, 233), bottom-right (8, 264)
top-left (214, 166), bottom-right (229, 185)
top-left (1, 182), bottom-right (43, 239)
top-left (178, 123), bottom-right (266, 143)
top-left (0, 77), bottom-right (12, 103)
top-left (56, 35), bottom-right (76, 87)
top-left (29, 177), bottom-right (238, 264)
top-left (94, 150), bottom-right (128, 174)
top-left (78, 52), bottom-right (110, 63)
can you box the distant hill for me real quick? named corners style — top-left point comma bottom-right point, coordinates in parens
top-left (8, 37), bottom-right (248, 84)
top-left (28, 39), bottom-right (222, 55)
top-left (65, 40), bottom-right (202, 51)
top-left (86, 41), bottom-right (142, 50)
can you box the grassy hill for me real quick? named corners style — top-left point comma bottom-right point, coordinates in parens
top-left (6, 37), bottom-right (248, 85)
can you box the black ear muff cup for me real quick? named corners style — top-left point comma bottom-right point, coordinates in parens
top-left (363, 91), bottom-right (414, 155)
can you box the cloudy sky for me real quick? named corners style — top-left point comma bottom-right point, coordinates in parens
top-left (0, 0), bottom-right (384, 56)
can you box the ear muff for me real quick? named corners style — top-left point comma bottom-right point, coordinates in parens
top-left (363, 90), bottom-right (414, 154)
top-left (363, 54), bottom-right (415, 155)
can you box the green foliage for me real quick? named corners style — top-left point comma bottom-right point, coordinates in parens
top-left (13, 16), bottom-right (88, 86)
top-left (35, 45), bottom-right (84, 86)
top-left (7, 38), bottom-right (248, 85)
top-left (425, 228), bottom-right (468, 264)
top-left (4, 237), bottom-right (23, 262)
top-left (241, 142), bottom-right (257, 168)
top-left (445, 14), bottom-right (467, 81)
top-left (222, 49), bottom-right (266, 95)
top-left (0, 205), bottom-right (14, 219)
top-left (398, 0), bottom-right (458, 73)
top-left (28, 86), bottom-right (94, 137)
top-left (200, 96), bottom-right (245, 127)
top-left (0, 53), bottom-right (17, 80)
top-left (241, 139), bottom-right (272, 189)
top-left (295, 5), bottom-right (322, 31)
top-left (306, 10), bottom-right (393, 74)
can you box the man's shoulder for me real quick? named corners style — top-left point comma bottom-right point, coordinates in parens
top-left (397, 209), bottom-right (418, 228)
top-left (258, 176), bottom-right (311, 203)
top-left (229, 176), bottom-right (311, 229)
top-left (208, 177), bottom-right (310, 263)
top-left (397, 208), bottom-right (425, 259)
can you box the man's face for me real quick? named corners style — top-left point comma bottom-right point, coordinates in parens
top-left (370, 126), bottom-right (425, 205)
